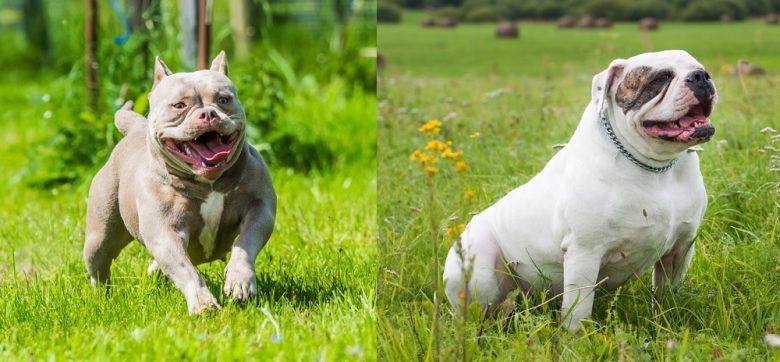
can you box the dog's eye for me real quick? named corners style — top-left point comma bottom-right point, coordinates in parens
top-left (172, 102), bottom-right (186, 109)
top-left (217, 96), bottom-right (230, 105)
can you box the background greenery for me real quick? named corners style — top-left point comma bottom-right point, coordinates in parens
top-left (0, 0), bottom-right (376, 360)
top-left (378, 12), bottom-right (780, 360)
top-left (378, 0), bottom-right (780, 23)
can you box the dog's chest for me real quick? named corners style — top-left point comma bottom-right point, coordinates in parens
top-left (198, 192), bottom-right (225, 259)
top-left (595, 192), bottom-right (702, 287)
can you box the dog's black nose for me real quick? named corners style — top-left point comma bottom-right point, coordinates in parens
top-left (685, 69), bottom-right (715, 101)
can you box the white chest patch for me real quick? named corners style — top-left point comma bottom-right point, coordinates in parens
top-left (199, 192), bottom-right (224, 259)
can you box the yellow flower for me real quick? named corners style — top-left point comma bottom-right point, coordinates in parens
top-left (424, 166), bottom-right (439, 175)
top-left (418, 119), bottom-right (442, 135)
top-left (455, 160), bottom-right (468, 172)
top-left (445, 223), bottom-right (465, 239)
top-left (411, 150), bottom-right (437, 164)
top-left (425, 140), bottom-right (449, 153)
top-left (410, 149), bottom-right (424, 162)
top-left (442, 148), bottom-right (463, 160)
top-left (464, 190), bottom-right (474, 200)
top-left (469, 132), bottom-right (481, 139)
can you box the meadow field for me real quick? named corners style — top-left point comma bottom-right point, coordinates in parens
top-left (378, 12), bottom-right (780, 360)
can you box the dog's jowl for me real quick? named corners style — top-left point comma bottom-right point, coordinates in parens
top-left (83, 52), bottom-right (276, 314)
top-left (443, 50), bottom-right (717, 333)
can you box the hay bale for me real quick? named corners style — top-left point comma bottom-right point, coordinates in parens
top-left (639, 17), bottom-right (659, 31)
top-left (495, 21), bottom-right (519, 38)
top-left (421, 18), bottom-right (435, 27)
top-left (720, 13), bottom-right (733, 23)
top-left (557, 16), bottom-right (575, 28)
top-left (437, 17), bottom-right (458, 28)
top-left (595, 17), bottom-right (612, 28)
top-left (578, 15), bottom-right (596, 28)
top-left (730, 60), bottom-right (765, 76)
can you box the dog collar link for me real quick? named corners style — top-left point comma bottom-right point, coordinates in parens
top-left (600, 115), bottom-right (676, 173)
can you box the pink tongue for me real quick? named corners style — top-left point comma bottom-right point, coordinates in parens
top-left (188, 138), bottom-right (231, 162)
top-left (644, 115), bottom-right (710, 141)
top-left (677, 114), bottom-right (707, 128)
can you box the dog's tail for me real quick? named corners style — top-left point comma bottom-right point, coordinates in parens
top-left (115, 101), bottom-right (147, 136)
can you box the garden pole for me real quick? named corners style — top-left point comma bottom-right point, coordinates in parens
top-left (197, 0), bottom-right (211, 69)
top-left (85, 0), bottom-right (99, 112)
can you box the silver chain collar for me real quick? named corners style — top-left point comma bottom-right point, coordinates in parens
top-left (600, 115), bottom-right (675, 173)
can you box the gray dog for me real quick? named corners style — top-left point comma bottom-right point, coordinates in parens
top-left (84, 52), bottom-right (276, 314)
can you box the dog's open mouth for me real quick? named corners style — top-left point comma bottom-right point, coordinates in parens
top-left (162, 131), bottom-right (240, 175)
top-left (641, 102), bottom-right (715, 143)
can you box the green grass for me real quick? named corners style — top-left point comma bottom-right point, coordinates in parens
top-left (0, 75), bottom-right (377, 359)
top-left (380, 11), bottom-right (780, 77)
top-left (378, 12), bottom-right (780, 360)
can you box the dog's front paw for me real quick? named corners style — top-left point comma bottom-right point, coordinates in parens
top-left (223, 262), bottom-right (257, 302)
top-left (187, 286), bottom-right (222, 315)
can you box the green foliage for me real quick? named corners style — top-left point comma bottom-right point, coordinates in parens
top-left (680, 0), bottom-right (749, 20)
top-left (416, 0), bottom-right (779, 20)
top-left (437, 5), bottom-right (463, 19)
top-left (534, 1), bottom-right (568, 19)
top-left (623, 0), bottom-right (672, 20)
top-left (378, 2), bottom-right (403, 23)
top-left (15, 1), bottom-right (376, 188)
top-left (460, 0), bottom-right (491, 16)
top-left (577, 0), bottom-right (626, 18)
top-left (463, 4), bottom-right (500, 22)
top-left (743, 0), bottom-right (773, 15)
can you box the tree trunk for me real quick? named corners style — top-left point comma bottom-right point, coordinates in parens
top-left (22, 0), bottom-right (50, 64)
top-left (197, 0), bottom-right (212, 69)
top-left (85, 0), bottom-right (99, 112)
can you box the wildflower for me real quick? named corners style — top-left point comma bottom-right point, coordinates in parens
top-left (469, 132), bottom-right (481, 139)
top-left (445, 223), bottom-right (465, 238)
top-left (411, 150), bottom-right (437, 164)
top-left (424, 166), bottom-right (438, 175)
top-left (425, 140), bottom-right (449, 153)
top-left (418, 119), bottom-right (442, 135)
top-left (464, 190), bottom-right (474, 200)
top-left (442, 148), bottom-right (463, 160)
top-left (455, 160), bottom-right (468, 172)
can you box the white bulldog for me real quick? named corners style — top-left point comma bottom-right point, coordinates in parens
top-left (443, 50), bottom-right (717, 332)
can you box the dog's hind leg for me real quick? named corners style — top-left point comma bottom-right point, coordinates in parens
top-left (443, 220), bottom-right (518, 311)
top-left (653, 239), bottom-right (695, 294)
top-left (84, 167), bottom-right (132, 285)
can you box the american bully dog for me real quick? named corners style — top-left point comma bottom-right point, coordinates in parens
top-left (84, 52), bottom-right (276, 314)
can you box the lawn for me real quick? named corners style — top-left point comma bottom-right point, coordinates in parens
top-left (378, 12), bottom-right (780, 360)
top-left (0, 73), bottom-right (377, 360)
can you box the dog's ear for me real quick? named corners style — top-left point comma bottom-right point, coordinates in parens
top-left (210, 50), bottom-right (228, 76)
top-left (592, 58), bottom-right (627, 115)
top-left (153, 56), bottom-right (172, 90)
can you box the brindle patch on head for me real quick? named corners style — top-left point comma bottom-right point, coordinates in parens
top-left (615, 66), bottom-right (675, 114)
top-left (615, 66), bottom-right (652, 112)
